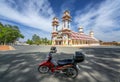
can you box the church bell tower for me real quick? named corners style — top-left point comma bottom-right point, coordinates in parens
top-left (52, 17), bottom-right (59, 32)
top-left (89, 30), bottom-right (94, 37)
top-left (78, 26), bottom-right (84, 34)
top-left (62, 10), bottom-right (71, 29)
top-left (51, 17), bottom-right (59, 45)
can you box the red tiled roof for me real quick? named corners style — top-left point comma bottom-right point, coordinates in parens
top-left (69, 31), bottom-right (97, 41)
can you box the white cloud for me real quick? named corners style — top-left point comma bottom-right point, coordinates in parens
top-left (0, 0), bottom-right (55, 32)
top-left (74, 0), bottom-right (120, 41)
top-left (0, 20), bottom-right (51, 41)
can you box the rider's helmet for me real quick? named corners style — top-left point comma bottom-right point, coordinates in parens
top-left (50, 46), bottom-right (57, 53)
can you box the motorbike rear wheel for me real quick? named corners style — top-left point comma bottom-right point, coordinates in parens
top-left (65, 67), bottom-right (78, 79)
top-left (38, 66), bottom-right (49, 73)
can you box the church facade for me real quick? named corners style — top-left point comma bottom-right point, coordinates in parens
top-left (51, 10), bottom-right (99, 46)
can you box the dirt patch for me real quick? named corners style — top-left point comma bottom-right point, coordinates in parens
top-left (0, 45), bottom-right (15, 51)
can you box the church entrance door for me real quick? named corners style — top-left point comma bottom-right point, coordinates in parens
top-left (58, 41), bottom-right (62, 45)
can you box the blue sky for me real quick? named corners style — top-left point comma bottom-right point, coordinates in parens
top-left (0, 0), bottom-right (120, 42)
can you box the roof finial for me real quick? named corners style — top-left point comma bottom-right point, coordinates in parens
top-left (78, 26), bottom-right (84, 34)
top-left (89, 30), bottom-right (94, 37)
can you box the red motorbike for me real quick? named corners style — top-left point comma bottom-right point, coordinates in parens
top-left (38, 47), bottom-right (85, 79)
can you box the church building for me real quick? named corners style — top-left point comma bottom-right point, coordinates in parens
top-left (51, 10), bottom-right (99, 46)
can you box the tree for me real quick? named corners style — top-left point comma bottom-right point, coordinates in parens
top-left (26, 39), bottom-right (33, 45)
top-left (0, 22), bottom-right (24, 45)
top-left (48, 40), bottom-right (52, 45)
top-left (0, 23), bottom-right (4, 44)
top-left (32, 34), bottom-right (40, 45)
top-left (32, 34), bottom-right (40, 41)
top-left (26, 34), bottom-right (51, 45)
top-left (44, 37), bottom-right (48, 45)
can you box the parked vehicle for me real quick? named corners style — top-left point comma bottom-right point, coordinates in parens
top-left (38, 47), bottom-right (85, 79)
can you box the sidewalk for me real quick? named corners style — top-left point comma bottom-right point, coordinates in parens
top-left (0, 45), bottom-right (15, 51)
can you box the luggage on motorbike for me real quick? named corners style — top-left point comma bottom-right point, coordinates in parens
top-left (73, 51), bottom-right (85, 63)
top-left (50, 46), bottom-right (57, 53)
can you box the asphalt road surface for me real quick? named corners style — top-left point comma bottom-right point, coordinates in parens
top-left (0, 45), bottom-right (120, 82)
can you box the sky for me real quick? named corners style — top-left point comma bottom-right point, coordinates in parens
top-left (0, 0), bottom-right (120, 42)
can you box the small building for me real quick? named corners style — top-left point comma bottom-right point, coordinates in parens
top-left (100, 42), bottom-right (120, 46)
top-left (51, 10), bottom-right (99, 46)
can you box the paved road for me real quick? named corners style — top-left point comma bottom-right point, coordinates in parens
top-left (0, 46), bottom-right (120, 82)
top-left (0, 45), bottom-right (80, 54)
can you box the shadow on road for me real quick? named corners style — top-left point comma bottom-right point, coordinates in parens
top-left (0, 48), bottom-right (120, 82)
top-left (0, 52), bottom-right (78, 82)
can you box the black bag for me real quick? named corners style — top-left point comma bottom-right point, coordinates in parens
top-left (50, 46), bottom-right (57, 53)
top-left (73, 51), bottom-right (85, 63)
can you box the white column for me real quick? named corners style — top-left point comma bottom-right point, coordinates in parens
top-left (62, 22), bottom-right (64, 29)
top-left (65, 21), bottom-right (67, 28)
top-left (56, 26), bottom-right (57, 31)
top-left (68, 21), bottom-right (70, 29)
top-left (63, 21), bottom-right (65, 29)
top-left (53, 26), bottom-right (55, 32)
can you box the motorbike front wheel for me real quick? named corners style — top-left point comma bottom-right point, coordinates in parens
top-left (65, 67), bottom-right (78, 79)
top-left (38, 66), bottom-right (49, 73)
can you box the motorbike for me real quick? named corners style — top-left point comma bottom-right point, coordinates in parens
top-left (38, 47), bottom-right (85, 79)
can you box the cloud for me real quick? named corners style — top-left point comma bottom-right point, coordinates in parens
top-left (0, 0), bottom-right (55, 32)
top-left (0, 19), bottom-right (51, 41)
top-left (74, 0), bottom-right (120, 41)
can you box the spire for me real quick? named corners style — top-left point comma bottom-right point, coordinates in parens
top-left (89, 30), bottom-right (94, 37)
top-left (62, 10), bottom-right (71, 29)
top-left (64, 10), bottom-right (70, 16)
top-left (78, 26), bottom-right (84, 34)
top-left (52, 17), bottom-right (59, 32)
